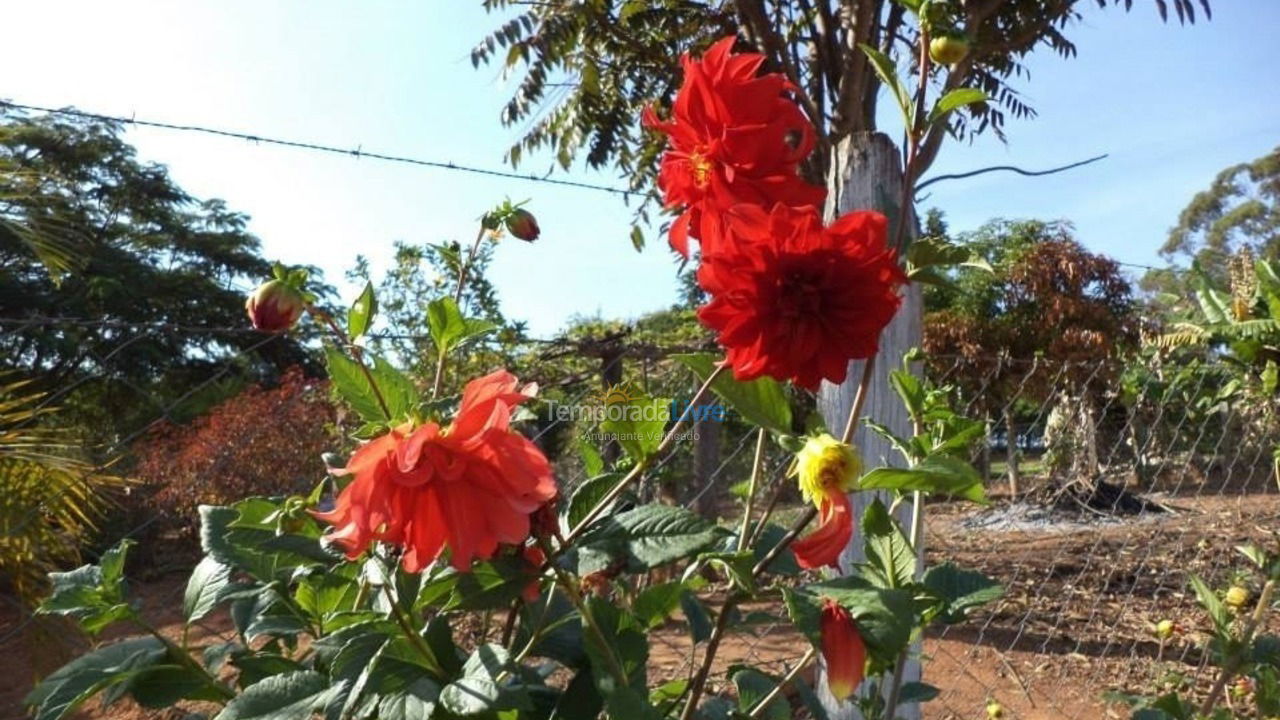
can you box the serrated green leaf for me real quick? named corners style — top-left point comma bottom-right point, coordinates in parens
top-left (673, 353), bottom-right (791, 434)
top-left (859, 454), bottom-right (986, 503)
top-left (184, 556), bottom-right (231, 624)
top-left (577, 504), bottom-right (729, 574)
top-left (921, 563), bottom-right (1003, 624)
top-left (214, 670), bottom-right (332, 720)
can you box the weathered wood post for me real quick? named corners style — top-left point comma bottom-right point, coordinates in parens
top-left (817, 131), bottom-right (923, 720)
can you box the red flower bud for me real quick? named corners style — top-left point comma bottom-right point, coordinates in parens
top-left (505, 208), bottom-right (540, 242)
top-left (820, 597), bottom-right (866, 702)
top-left (245, 279), bottom-right (305, 333)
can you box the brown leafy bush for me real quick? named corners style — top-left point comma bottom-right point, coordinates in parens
top-left (131, 368), bottom-right (336, 553)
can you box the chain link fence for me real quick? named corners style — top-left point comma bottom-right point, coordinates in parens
top-left (2, 318), bottom-right (1278, 719)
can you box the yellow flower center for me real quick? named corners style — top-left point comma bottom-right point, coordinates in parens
top-left (688, 150), bottom-right (713, 189)
top-left (793, 434), bottom-right (861, 506)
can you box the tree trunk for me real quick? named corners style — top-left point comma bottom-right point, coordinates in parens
top-left (817, 131), bottom-right (922, 720)
top-left (980, 410), bottom-right (993, 484)
top-left (1005, 406), bottom-right (1020, 498)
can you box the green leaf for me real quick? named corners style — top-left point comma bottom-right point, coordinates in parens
top-left (858, 43), bottom-right (913, 130)
top-left (784, 578), bottom-right (915, 668)
top-left (732, 667), bottom-right (788, 720)
top-left (325, 346), bottom-right (390, 423)
top-left (861, 499), bottom-right (916, 589)
top-left (427, 296), bottom-right (497, 353)
top-left (371, 354), bottom-right (419, 420)
top-left (630, 224), bottom-right (645, 252)
top-left (599, 392), bottom-right (670, 463)
top-left (926, 88), bottom-right (987, 125)
top-left (921, 563), bottom-right (1003, 624)
top-left (679, 590), bottom-right (712, 644)
top-left (348, 281), bottom-right (377, 338)
top-left (673, 353), bottom-right (791, 434)
top-left (582, 596), bottom-right (648, 696)
top-left (440, 674), bottom-right (530, 715)
top-left (578, 438), bottom-right (605, 477)
top-left (577, 504), bottom-right (729, 574)
top-left (1189, 575), bottom-right (1230, 633)
top-left (633, 582), bottom-right (685, 629)
top-left (184, 556), bottom-right (232, 624)
top-left (25, 637), bottom-right (167, 720)
top-left (692, 551), bottom-right (756, 595)
top-left (376, 678), bottom-right (440, 720)
top-left (553, 669), bottom-right (604, 719)
top-left (897, 681), bottom-right (940, 703)
top-left (859, 454), bottom-right (987, 503)
top-left (214, 670), bottom-right (332, 720)
top-left (128, 665), bottom-right (227, 708)
top-left (604, 686), bottom-right (663, 720)
top-left (37, 540), bottom-right (136, 635)
top-left (564, 473), bottom-right (624, 533)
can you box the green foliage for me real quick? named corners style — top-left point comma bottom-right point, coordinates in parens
top-left (0, 108), bottom-right (328, 436)
top-left (0, 376), bottom-right (130, 603)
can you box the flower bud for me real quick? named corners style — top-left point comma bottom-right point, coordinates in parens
top-left (929, 34), bottom-right (969, 66)
top-left (1226, 585), bottom-right (1251, 609)
top-left (820, 597), bottom-right (866, 701)
top-left (1233, 676), bottom-right (1255, 698)
top-left (246, 279), bottom-right (305, 333)
top-left (505, 208), bottom-right (540, 242)
top-left (795, 434), bottom-right (861, 506)
top-left (1155, 619), bottom-right (1177, 639)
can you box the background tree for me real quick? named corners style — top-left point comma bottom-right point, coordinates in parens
top-left (1146, 145), bottom-right (1280, 293)
top-left (923, 218), bottom-right (1139, 494)
top-left (0, 108), bottom-right (329, 444)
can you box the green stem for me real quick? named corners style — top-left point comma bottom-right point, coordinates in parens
top-left (746, 647), bottom-right (815, 719)
top-left (134, 616), bottom-right (234, 702)
top-left (559, 363), bottom-right (727, 547)
top-left (737, 428), bottom-right (768, 552)
top-left (537, 537), bottom-right (630, 689)
top-left (379, 580), bottom-right (446, 677)
top-left (431, 224), bottom-right (488, 399)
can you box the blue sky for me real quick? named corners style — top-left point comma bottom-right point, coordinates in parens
top-left (3, 1), bottom-right (1277, 337)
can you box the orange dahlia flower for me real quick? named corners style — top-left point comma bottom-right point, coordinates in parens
top-left (820, 597), bottom-right (867, 701)
top-left (697, 203), bottom-right (905, 391)
top-left (643, 36), bottom-right (825, 258)
top-left (314, 369), bottom-right (557, 572)
top-left (791, 434), bottom-right (861, 569)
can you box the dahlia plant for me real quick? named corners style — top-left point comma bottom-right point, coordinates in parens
top-left (28, 34), bottom-right (1001, 720)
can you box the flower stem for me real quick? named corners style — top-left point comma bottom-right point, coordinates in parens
top-left (560, 362), bottom-right (727, 547)
top-left (737, 428), bottom-right (768, 552)
top-left (431, 224), bottom-right (488, 399)
top-left (746, 647), bottom-right (815, 719)
top-left (537, 537), bottom-right (630, 689)
top-left (840, 357), bottom-right (877, 444)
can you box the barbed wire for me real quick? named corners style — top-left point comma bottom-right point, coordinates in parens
top-left (0, 100), bottom-right (639, 198)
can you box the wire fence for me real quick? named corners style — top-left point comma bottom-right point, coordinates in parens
top-left (2, 316), bottom-right (1279, 719)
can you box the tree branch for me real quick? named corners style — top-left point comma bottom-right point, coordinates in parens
top-left (914, 153), bottom-right (1109, 193)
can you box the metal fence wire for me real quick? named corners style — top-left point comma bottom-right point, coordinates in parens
top-left (2, 318), bottom-right (1278, 720)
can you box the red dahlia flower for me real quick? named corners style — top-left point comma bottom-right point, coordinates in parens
top-left (643, 35), bottom-right (825, 258)
top-left (697, 203), bottom-right (905, 390)
top-left (314, 369), bottom-right (557, 572)
top-left (820, 597), bottom-right (867, 701)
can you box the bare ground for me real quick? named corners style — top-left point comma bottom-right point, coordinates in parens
top-left (3, 488), bottom-right (1277, 720)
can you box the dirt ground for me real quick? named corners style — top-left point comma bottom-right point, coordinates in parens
top-left (4, 486), bottom-right (1277, 720)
